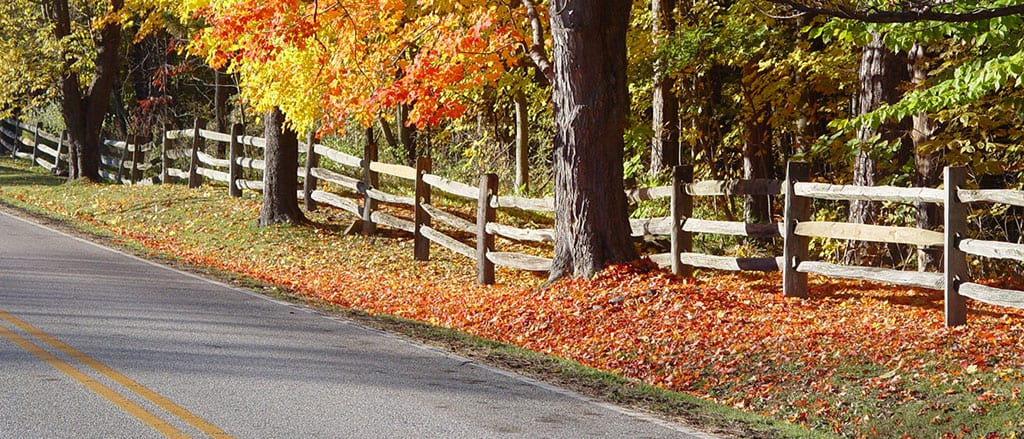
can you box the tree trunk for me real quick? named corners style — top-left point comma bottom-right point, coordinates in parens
top-left (51, 0), bottom-right (123, 182)
top-left (910, 43), bottom-right (943, 271)
top-left (514, 89), bottom-right (530, 193)
top-left (548, 0), bottom-right (637, 280)
top-left (649, 0), bottom-right (679, 176)
top-left (846, 32), bottom-right (911, 265)
top-left (214, 69), bottom-right (233, 156)
top-left (259, 107), bottom-right (306, 226)
top-left (741, 62), bottom-right (773, 224)
top-left (397, 104), bottom-right (416, 164)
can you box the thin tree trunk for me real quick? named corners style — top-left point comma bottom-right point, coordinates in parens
top-left (649, 0), bottom-right (679, 176)
top-left (514, 89), bottom-right (530, 193)
top-left (214, 69), bottom-right (232, 156)
top-left (846, 33), bottom-right (911, 265)
top-left (910, 43), bottom-right (943, 270)
top-left (741, 62), bottom-right (773, 224)
top-left (549, 0), bottom-right (637, 280)
top-left (259, 107), bottom-right (306, 226)
top-left (397, 104), bottom-right (416, 164)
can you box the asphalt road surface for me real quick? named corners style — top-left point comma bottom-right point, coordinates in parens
top-left (0, 210), bottom-right (714, 439)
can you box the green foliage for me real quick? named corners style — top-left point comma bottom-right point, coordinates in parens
top-left (809, 5), bottom-right (1024, 179)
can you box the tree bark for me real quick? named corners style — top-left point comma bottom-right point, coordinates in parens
top-left (214, 69), bottom-right (233, 156)
top-left (514, 89), bottom-right (530, 193)
top-left (649, 0), bottom-right (679, 176)
top-left (741, 62), bottom-right (773, 224)
top-left (548, 0), bottom-right (638, 280)
top-left (846, 32), bottom-right (911, 265)
top-left (910, 43), bottom-right (943, 271)
top-left (51, 0), bottom-right (123, 182)
top-left (396, 104), bottom-right (416, 165)
top-left (259, 107), bottom-right (306, 226)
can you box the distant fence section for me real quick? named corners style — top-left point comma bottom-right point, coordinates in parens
top-left (1, 120), bottom-right (65, 173)
top-left (3, 117), bottom-right (1022, 327)
top-left (1, 119), bottom-right (157, 184)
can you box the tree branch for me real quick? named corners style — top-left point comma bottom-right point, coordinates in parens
top-left (521, 0), bottom-right (554, 83)
top-left (765, 0), bottom-right (1024, 23)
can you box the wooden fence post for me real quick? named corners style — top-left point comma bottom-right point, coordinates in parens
top-left (56, 130), bottom-right (67, 174)
top-left (8, 121), bottom-right (18, 158)
top-left (188, 118), bottom-right (206, 188)
top-left (361, 128), bottom-right (379, 234)
top-left (31, 122), bottom-right (42, 165)
top-left (160, 128), bottom-right (170, 184)
top-left (783, 161), bottom-right (811, 298)
top-left (117, 137), bottom-right (128, 183)
top-left (229, 124), bottom-right (243, 197)
top-left (104, 136), bottom-right (124, 184)
top-left (303, 131), bottom-right (319, 210)
top-left (130, 135), bottom-right (142, 184)
top-left (944, 166), bottom-right (968, 327)
top-left (477, 173), bottom-right (498, 284)
top-left (414, 156), bottom-right (432, 261)
top-left (671, 165), bottom-right (693, 277)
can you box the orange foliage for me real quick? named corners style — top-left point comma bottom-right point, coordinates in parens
top-left (185, 0), bottom-right (524, 132)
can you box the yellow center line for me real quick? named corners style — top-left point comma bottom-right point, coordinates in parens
top-left (0, 309), bottom-right (233, 439)
top-left (0, 321), bottom-right (187, 438)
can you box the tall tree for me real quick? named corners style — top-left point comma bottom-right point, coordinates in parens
top-left (259, 107), bottom-right (305, 225)
top-left (1, 0), bottom-right (174, 180)
top-left (909, 43), bottom-right (943, 271)
top-left (846, 32), bottom-right (911, 264)
top-left (547, 0), bottom-right (638, 279)
top-left (52, 0), bottom-right (124, 181)
top-left (740, 61), bottom-right (774, 224)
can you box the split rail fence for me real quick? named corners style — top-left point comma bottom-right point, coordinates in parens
top-left (3, 118), bottom-right (1022, 327)
top-left (1, 119), bottom-right (158, 184)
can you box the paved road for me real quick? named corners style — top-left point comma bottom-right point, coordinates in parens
top-left (0, 210), bottom-right (713, 438)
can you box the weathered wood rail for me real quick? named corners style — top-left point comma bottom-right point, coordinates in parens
top-left (4, 117), bottom-right (1021, 327)
top-left (1, 120), bottom-right (66, 173)
top-left (2, 119), bottom-right (159, 184)
top-left (782, 162), bottom-right (1024, 326)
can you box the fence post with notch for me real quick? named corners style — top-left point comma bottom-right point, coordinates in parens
top-left (671, 165), bottom-right (693, 277)
top-left (477, 173), bottom-right (498, 284)
top-left (414, 156), bottom-right (432, 261)
top-left (303, 131), bottom-right (319, 210)
top-left (188, 118), bottom-right (206, 188)
top-left (362, 128), bottom-right (379, 234)
top-left (783, 161), bottom-right (811, 298)
top-left (944, 166), bottom-right (968, 327)
top-left (31, 122), bottom-right (42, 165)
top-left (228, 124), bottom-right (243, 197)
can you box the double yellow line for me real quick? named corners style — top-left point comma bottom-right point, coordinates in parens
top-left (0, 309), bottom-right (233, 438)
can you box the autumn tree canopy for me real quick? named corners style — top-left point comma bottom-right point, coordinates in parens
top-left (4, 0), bottom-right (1024, 277)
top-left (181, 0), bottom-right (522, 134)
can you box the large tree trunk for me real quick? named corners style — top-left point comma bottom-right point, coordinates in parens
top-left (846, 33), bottom-right (911, 265)
top-left (259, 107), bottom-right (306, 226)
top-left (548, 0), bottom-right (637, 280)
top-left (649, 0), bottom-right (679, 176)
top-left (52, 0), bottom-right (123, 182)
